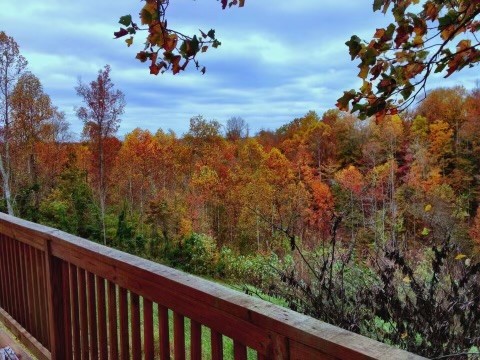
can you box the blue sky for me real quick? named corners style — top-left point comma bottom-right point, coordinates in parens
top-left (1, 0), bottom-right (478, 138)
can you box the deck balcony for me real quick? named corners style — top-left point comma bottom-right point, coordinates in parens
top-left (0, 213), bottom-right (424, 359)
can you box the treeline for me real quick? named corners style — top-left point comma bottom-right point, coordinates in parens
top-left (15, 88), bottom-right (480, 260)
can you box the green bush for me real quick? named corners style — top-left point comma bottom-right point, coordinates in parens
top-left (166, 233), bottom-right (218, 276)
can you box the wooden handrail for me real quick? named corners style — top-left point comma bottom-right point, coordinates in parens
top-left (0, 213), bottom-right (425, 359)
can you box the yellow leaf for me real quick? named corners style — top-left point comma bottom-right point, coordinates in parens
top-left (424, 204), bottom-right (432, 212)
top-left (455, 254), bottom-right (466, 260)
top-left (401, 332), bottom-right (408, 339)
top-left (125, 37), bottom-right (133, 47)
top-left (403, 275), bottom-right (411, 283)
top-left (413, 35), bottom-right (424, 46)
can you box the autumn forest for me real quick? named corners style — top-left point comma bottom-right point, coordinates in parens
top-left (2, 5), bottom-right (480, 355)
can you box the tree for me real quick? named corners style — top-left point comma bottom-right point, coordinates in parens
top-left (115, 128), bottom-right (160, 230)
top-left (0, 31), bottom-right (27, 215)
top-left (75, 65), bottom-right (125, 244)
top-left (114, 0), bottom-right (244, 76)
top-left (10, 72), bottom-right (56, 219)
top-left (225, 116), bottom-right (248, 141)
top-left (337, 1), bottom-right (479, 119)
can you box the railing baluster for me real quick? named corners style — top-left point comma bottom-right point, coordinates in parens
top-left (87, 271), bottom-right (98, 359)
top-left (45, 240), bottom-right (68, 359)
top-left (234, 341), bottom-right (247, 360)
top-left (9, 238), bottom-right (17, 317)
top-left (18, 242), bottom-right (28, 329)
top-left (1, 235), bottom-right (10, 311)
top-left (174, 312), bottom-right (185, 360)
top-left (158, 305), bottom-right (170, 360)
top-left (22, 243), bottom-right (32, 332)
top-left (62, 261), bottom-right (73, 359)
top-left (190, 319), bottom-right (202, 360)
top-left (0, 236), bottom-right (8, 311)
top-left (36, 247), bottom-right (49, 348)
top-left (78, 268), bottom-right (89, 360)
top-left (119, 287), bottom-right (129, 360)
top-left (7, 238), bottom-right (18, 322)
top-left (143, 298), bottom-right (154, 360)
top-left (108, 281), bottom-right (119, 360)
top-left (69, 264), bottom-right (81, 360)
top-left (96, 276), bottom-right (108, 360)
top-left (211, 329), bottom-right (223, 360)
top-left (27, 245), bottom-right (39, 340)
top-left (130, 293), bottom-right (141, 360)
top-left (42, 250), bottom-right (51, 349)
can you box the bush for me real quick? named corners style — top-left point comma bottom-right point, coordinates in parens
top-left (166, 233), bottom-right (218, 276)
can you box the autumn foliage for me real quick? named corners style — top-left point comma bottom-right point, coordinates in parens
top-left (114, 0), bottom-right (244, 75)
top-left (337, 0), bottom-right (480, 119)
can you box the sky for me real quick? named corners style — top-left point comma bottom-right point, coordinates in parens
top-left (1, 0), bottom-right (478, 138)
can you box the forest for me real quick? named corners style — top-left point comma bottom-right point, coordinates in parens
top-left (1, 35), bottom-right (480, 356)
top-left (2, 0), bottom-right (480, 356)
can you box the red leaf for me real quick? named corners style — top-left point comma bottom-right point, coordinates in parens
top-left (114, 28), bottom-right (128, 38)
top-left (149, 64), bottom-right (160, 75)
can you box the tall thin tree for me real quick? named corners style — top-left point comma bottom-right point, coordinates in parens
top-left (75, 65), bottom-right (125, 244)
top-left (0, 31), bottom-right (27, 215)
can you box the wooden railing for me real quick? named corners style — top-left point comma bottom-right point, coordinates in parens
top-left (0, 213), bottom-right (424, 360)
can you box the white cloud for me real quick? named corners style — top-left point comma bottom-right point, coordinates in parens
top-left (1, 0), bottom-right (477, 137)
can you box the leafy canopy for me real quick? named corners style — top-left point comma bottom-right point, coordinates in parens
top-left (114, 0), bottom-right (244, 76)
top-left (337, 0), bottom-right (480, 119)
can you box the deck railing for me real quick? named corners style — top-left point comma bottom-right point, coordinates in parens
top-left (0, 213), bottom-right (424, 360)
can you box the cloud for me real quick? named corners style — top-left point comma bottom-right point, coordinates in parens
top-left (1, 1), bottom-right (477, 137)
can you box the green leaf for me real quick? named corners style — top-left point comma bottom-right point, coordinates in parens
top-left (401, 85), bottom-right (413, 100)
top-left (352, 103), bottom-right (366, 114)
top-left (421, 227), bottom-right (430, 236)
top-left (190, 35), bottom-right (200, 54)
top-left (346, 35), bottom-right (362, 60)
top-left (438, 10), bottom-right (457, 28)
top-left (140, 8), bottom-right (153, 25)
top-left (434, 62), bottom-right (447, 73)
top-left (385, 23), bottom-right (396, 40)
top-left (373, 0), bottom-right (384, 12)
top-left (207, 29), bottom-right (216, 40)
top-left (362, 47), bottom-right (377, 66)
top-left (119, 15), bottom-right (132, 27)
top-left (336, 90), bottom-right (356, 112)
top-left (358, 65), bottom-right (369, 79)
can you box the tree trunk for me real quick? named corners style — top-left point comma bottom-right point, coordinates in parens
top-left (99, 135), bottom-right (107, 245)
top-left (1, 81), bottom-right (14, 215)
top-left (0, 155), bottom-right (14, 215)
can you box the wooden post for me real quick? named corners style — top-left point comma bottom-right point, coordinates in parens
top-left (44, 239), bottom-right (68, 359)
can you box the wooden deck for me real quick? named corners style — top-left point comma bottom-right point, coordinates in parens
top-left (0, 213), bottom-right (425, 359)
top-left (0, 325), bottom-right (33, 359)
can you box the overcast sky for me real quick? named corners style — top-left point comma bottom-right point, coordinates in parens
top-left (1, 0), bottom-right (478, 138)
